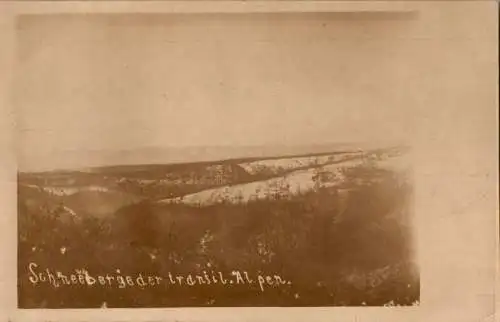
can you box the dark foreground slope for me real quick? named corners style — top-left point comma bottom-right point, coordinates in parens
top-left (18, 160), bottom-right (419, 308)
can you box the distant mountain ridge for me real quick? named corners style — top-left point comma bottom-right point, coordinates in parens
top-left (18, 147), bottom-right (408, 219)
top-left (18, 141), bottom-right (403, 173)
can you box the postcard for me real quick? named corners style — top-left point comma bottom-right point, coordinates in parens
top-left (0, 1), bottom-right (497, 321)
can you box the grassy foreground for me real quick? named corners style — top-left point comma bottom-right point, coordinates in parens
top-left (18, 164), bottom-right (419, 308)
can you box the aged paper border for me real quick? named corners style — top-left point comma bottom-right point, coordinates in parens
top-left (0, 1), bottom-right (498, 322)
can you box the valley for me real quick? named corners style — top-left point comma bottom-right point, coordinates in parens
top-left (17, 145), bottom-right (418, 308)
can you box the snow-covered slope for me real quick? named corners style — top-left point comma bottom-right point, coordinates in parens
top-left (41, 185), bottom-right (110, 196)
top-left (159, 158), bottom-right (365, 207)
top-left (238, 152), bottom-right (363, 175)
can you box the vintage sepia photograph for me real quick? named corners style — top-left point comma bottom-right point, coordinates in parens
top-left (0, 0), bottom-right (496, 321)
top-left (15, 11), bottom-right (423, 309)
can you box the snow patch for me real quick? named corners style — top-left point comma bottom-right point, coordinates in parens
top-left (238, 152), bottom-right (363, 175)
top-left (160, 158), bottom-right (364, 207)
top-left (42, 185), bottom-right (110, 196)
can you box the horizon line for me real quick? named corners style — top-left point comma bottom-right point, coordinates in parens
top-left (18, 143), bottom-right (408, 174)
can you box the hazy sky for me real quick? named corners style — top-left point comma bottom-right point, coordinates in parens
top-left (15, 13), bottom-right (415, 170)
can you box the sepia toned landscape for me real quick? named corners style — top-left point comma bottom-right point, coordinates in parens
top-left (18, 145), bottom-right (419, 308)
top-left (15, 13), bottom-right (422, 309)
top-left (4, 2), bottom-right (497, 322)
